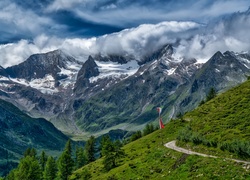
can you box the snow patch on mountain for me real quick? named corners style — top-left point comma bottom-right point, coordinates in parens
top-left (89, 60), bottom-right (140, 83)
top-left (58, 62), bottom-right (82, 88)
top-left (10, 75), bottom-right (58, 94)
top-left (165, 68), bottom-right (177, 75)
top-left (236, 56), bottom-right (250, 69)
top-left (0, 76), bottom-right (10, 81)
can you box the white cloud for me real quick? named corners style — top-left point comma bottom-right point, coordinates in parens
top-left (173, 10), bottom-right (250, 63)
top-left (0, 1), bottom-right (52, 41)
top-left (0, 21), bottom-right (199, 67)
top-left (0, 40), bottom-right (40, 68)
top-left (95, 21), bottom-right (200, 57)
top-left (1, 9), bottom-right (250, 67)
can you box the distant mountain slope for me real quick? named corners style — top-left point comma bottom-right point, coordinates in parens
top-left (0, 46), bottom-right (250, 138)
top-left (174, 51), bottom-right (250, 116)
top-left (0, 99), bottom-right (69, 176)
top-left (70, 80), bottom-right (250, 180)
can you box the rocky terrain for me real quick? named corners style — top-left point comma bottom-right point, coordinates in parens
top-left (0, 45), bottom-right (250, 137)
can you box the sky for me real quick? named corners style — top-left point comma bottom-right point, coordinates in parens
top-left (0, 0), bottom-right (250, 67)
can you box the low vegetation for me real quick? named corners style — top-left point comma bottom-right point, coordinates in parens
top-left (179, 79), bottom-right (250, 160)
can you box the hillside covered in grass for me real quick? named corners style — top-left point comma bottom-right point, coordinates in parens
top-left (71, 122), bottom-right (249, 179)
top-left (70, 79), bottom-right (250, 179)
top-left (179, 78), bottom-right (250, 160)
top-left (70, 79), bottom-right (250, 180)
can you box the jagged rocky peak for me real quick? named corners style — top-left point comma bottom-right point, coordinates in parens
top-left (191, 50), bottom-right (250, 95)
top-left (209, 51), bottom-right (249, 71)
top-left (209, 51), bottom-right (224, 62)
top-left (0, 65), bottom-right (7, 76)
top-left (5, 49), bottom-right (80, 81)
top-left (74, 56), bottom-right (100, 92)
top-left (143, 44), bottom-right (174, 63)
top-left (77, 56), bottom-right (99, 79)
top-left (159, 44), bottom-right (174, 57)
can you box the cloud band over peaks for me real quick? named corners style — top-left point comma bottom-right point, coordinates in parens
top-left (0, 21), bottom-right (200, 67)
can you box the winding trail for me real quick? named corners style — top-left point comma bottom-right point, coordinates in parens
top-left (164, 140), bottom-right (250, 164)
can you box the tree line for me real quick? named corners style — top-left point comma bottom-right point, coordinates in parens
top-left (2, 135), bottom-right (125, 180)
top-left (1, 122), bottom-right (158, 180)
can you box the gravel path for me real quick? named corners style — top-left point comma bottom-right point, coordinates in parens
top-left (164, 140), bottom-right (250, 164)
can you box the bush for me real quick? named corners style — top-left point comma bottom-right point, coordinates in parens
top-left (219, 140), bottom-right (250, 158)
top-left (178, 126), bottom-right (218, 147)
top-left (177, 126), bottom-right (193, 142)
top-left (191, 133), bottom-right (204, 145)
top-left (130, 131), bottom-right (142, 142)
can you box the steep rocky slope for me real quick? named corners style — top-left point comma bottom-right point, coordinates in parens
top-left (0, 45), bottom-right (250, 137)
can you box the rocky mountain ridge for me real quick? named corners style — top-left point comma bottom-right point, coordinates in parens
top-left (0, 45), bottom-right (250, 137)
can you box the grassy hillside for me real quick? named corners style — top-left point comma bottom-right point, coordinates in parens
top-left (179, 78), bottom-right (250, 160)
top-left (70, 79), bottom-right (250, 179)
top-left (70, 121), bottom-right (249, 179)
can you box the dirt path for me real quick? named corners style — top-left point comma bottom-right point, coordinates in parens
top-left (164, 140), bottom-right (250, 164)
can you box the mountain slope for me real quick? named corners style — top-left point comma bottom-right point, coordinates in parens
top-left (69, 48), bottom-right (250, 135)
top-left (0, 99), bottom-right (69, 176)
top-left (176, 50), bottom-right (250, 115)
top-left (180, 78), bottom-right (250, 158)
top-left (69, 45), bottom-right (201, 133)
top-left (0, 46), bottom-right (250, 138)
top-left (70, 79), bottom-right (250, 179)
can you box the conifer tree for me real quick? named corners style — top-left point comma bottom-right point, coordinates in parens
top-left (43, 156), bottom-right (57, 180)
top-left (130, 131), bottom-right (142, 142)
top-left (75, 146), bottom-right (86, 169)
top-left (102, 139), bottom-right (125, 171)
top-left (24, 147), bottom-right (37, 158)
top-left (206, 87), bottom-right (216, 102)
top-left (39, 150), bottom-right (47, 172)
top-left (85, 136), bottom-right (96, 163)
top-left (57, 140), bottom-right (74, 180)
top-left (143, 124), bottom-right (155, 136)
top-left (5, 169), bottom-right (16, 180)
top-left (100, 135), bottom-right (112, 157)
top-left (23, 147), bottom-right (31, 157)
top-left (15, 156), bottom-right (42, 180)
top-left (30, 148), bottom-right (37, 158)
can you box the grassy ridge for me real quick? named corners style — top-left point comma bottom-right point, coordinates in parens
top-left (180, 79), bottom-right (250, 159)
top-left (70, 119), bottom-right (250, 179)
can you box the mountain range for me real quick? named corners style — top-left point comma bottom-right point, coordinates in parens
top-left (0, 45), bottom-right (250, 139)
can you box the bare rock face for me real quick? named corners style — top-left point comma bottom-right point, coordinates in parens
top-left (5, 50), bottom-right (81, 86)
top-left (74, 56), bottom-right (99, 93)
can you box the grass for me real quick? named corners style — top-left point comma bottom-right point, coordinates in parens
top-left (180, 79), bottom-right (250, 160)
top-left (69, 79), bottom-right (250, 179)
top-left (70, 119), bottom-right (250, 179)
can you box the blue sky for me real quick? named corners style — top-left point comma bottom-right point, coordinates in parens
top-left (0, 0), bottom-right (250, 67)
